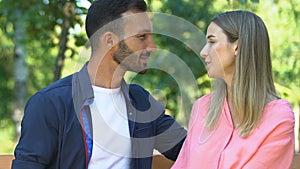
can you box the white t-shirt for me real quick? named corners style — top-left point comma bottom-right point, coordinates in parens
top-left (88, 85), bottom-right (131, 169)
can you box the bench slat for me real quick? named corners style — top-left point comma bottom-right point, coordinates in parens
top-left (0, 155), bottom-right (14, 169)
top-left (1, 153), bottom-right (299, 169)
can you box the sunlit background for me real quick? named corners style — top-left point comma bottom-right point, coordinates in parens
top-left (0, 0), bottom-right (299, 154)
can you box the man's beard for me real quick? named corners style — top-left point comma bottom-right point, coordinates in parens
top-left (113, 41), bottom-right (150, 74)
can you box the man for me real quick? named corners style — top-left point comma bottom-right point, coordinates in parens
top-left (12, 0), bottom-right (186, 168)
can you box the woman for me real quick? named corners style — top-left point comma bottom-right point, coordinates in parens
top-left (172, 10), bottom-right (295, 169)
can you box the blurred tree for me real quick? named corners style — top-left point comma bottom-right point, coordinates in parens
top-left (0, 1), bottom-right (29, 140)
top-left (0, 16), bottom-right (14, 132)
top-left (0, 0), bottom-right (90, 140)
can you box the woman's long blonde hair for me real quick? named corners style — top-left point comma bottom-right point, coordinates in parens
top-left (204, 10), bottom-right (279, 137)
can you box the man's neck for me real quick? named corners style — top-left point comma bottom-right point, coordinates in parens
top-left (87, 56), bottom-right (125, 89)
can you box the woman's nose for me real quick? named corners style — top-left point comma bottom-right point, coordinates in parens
top-left (200, 44), bottom-right (208, 58)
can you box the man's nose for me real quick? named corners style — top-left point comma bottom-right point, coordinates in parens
top-left (146, 35), bottom-right (157, 52)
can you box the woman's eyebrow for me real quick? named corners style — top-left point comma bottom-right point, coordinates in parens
top-left (207, 35), bottom-right (215, 39)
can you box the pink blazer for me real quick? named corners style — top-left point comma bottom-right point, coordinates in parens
top-left (172, 94), bottom-right (295, 169)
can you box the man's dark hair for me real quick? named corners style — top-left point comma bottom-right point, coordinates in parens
top-left (86, 0), bottom-right (147, 38)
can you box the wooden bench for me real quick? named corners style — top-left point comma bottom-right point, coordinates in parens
top-left (0, 155), bottom-right (14, 169)
top-left (291, 153), bottom-right (300, 169)
top-left (1, 153), bottom-right (299, 169)
top-left (152, 154), bottom-right (174, 169)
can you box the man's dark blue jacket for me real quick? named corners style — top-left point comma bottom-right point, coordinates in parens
top-left (12, 64), bottom-right (186, 169)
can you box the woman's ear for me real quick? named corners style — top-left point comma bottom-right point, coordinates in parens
top-left (233, 40), bottom-right (239, 56)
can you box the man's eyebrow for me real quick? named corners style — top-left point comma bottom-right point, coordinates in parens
top-left (137, 29), bottom-right (152, 34)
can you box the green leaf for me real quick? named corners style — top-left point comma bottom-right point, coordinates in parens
top-left (239, 0), bottom-right (247, 4)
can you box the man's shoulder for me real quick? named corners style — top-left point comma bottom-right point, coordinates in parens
top-left (24, 74), bottom-right (75, 117)
top-left (34, 74), bottom-right (73, 100)
top-left (40, 74), bottom-right (73, 93)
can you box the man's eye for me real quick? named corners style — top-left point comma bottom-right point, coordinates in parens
top-left (137, 34), bottom-right (147, 40)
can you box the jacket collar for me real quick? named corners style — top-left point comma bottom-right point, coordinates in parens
top-left (72, 63), bottom-right (94, 117)
top-left (72, 62), bottom-right (136, 135)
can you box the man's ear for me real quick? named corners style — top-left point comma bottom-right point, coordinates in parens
top-left (102, 32), bottom-right (118, 48)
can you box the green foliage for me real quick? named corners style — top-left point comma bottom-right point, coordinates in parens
top-left (0, 0), bottom-right (90, 149)
top-left (0, 0), bottom-right (299, 151)
top-left (0, 28), bottom-right (14, 124)
top-left (238, 0), bottom-right (260, 4)
top-left (0, 121), bottom-right (15, 154)
top-left (0, 0), bottom-right (90, 94)
top-left (259, 0), bottom-right (300, 107)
